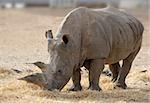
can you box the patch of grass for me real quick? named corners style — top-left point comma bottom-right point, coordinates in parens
top-left (0, 67), bottom-right (150, 103)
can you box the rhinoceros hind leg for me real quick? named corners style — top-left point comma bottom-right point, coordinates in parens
top-left (115, 48), bottom-right (140, 89)
top-left (88, 59), bottom-right (104, 91)
top-left (69, 68), bottom-right (82, 91)
top-left (109, 62), bottom-right (120, 82)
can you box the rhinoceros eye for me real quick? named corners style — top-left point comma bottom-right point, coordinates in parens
top-left (57, 70), bottom-right (62, 73)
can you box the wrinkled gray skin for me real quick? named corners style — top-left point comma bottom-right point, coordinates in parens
top-left (34, 7), bottom-right (144, 91)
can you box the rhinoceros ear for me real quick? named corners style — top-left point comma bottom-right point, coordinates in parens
top-left (45, 30), bottom-right (53, 39)
top-left (62, 34), bottom-right (69, 44)
top-left (33, 61), bottom-right (47, 71)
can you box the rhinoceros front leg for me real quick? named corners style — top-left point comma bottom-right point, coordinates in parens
top-left (88, 59), bottom-right (104, 91)
top-left (69, 68), bottom-right (82, 91)
top-left (109, 62), bottom-right (120, 82)
top-left (115, 48), bottom-right (140, 89)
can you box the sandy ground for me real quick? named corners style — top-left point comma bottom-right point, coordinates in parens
top-left (0, 7), bottom-right (150, 103)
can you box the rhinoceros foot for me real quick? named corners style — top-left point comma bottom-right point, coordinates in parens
top-left (114, 81), bottom-right (127, 89)
top-left (88, 83), bottom-right (101, 91)
top-left (68, 84), bottom-right (82, 91)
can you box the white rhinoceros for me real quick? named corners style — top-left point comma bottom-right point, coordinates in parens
top-left (33, 7), bottom-right (144, 91)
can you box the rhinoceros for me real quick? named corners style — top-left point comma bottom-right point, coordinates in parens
top-left (33, 7), bottom-right (144, 91)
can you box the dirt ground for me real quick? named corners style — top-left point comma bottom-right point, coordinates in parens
top-left (0, 7), bottom-right (150, 103)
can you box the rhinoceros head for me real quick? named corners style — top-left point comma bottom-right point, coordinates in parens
top-left (33, 30), bottom-right (74, 91)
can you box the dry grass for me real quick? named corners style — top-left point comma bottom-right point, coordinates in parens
top-left (0, 67), bottom-right (150, 103)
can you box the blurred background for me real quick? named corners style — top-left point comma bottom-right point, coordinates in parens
top-left (0, 0), bottom-right (149, 9)
top-left (0, 0), bottom-right (149, 70)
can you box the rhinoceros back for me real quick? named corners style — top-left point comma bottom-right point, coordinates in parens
top-left (99, 7), bottom-right (144, 64)
top-left (83, 7), bottom-right (143, 64)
